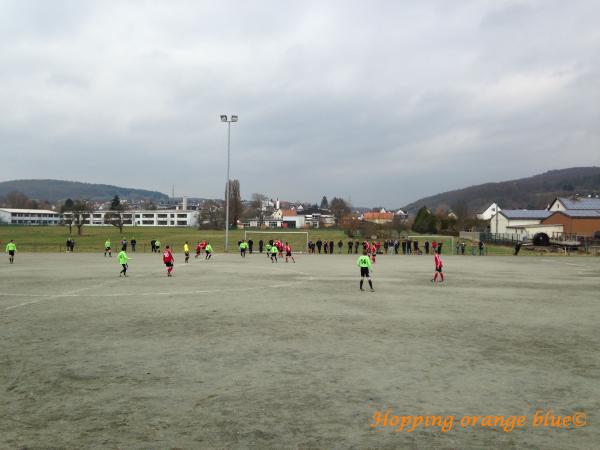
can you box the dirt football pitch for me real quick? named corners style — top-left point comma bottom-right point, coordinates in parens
top-left (1, 252), bottom-right (599, 449)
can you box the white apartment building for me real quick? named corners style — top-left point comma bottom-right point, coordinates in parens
top-left (0, 208), bottom-right (61, 225)
top-left (63, 210), bottom-right (199, 227)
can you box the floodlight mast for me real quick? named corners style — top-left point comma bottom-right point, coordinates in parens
top-left (220, 114), bottom-right (238, 252)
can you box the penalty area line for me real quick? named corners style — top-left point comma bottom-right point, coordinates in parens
top-left (2, 281), bottom-right (307, 310)
top-left (3, 281), bottom-right (112, 311)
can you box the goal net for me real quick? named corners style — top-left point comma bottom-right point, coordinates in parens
top-left (244, 231), bottom-right (309, 253)
top-left (406, 235), bottom-right (455, 255)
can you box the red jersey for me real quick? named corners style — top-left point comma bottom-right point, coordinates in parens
top-left (432, 241), bottom-right (438, 249)
top-left (284, 245), bottom-right (291, 253)
top-left (163, 250), bottom-right (174, 263)
top-left (196, 243), bottom-right (202, 252)
top-left (434, 253), bottom-right (442, 269)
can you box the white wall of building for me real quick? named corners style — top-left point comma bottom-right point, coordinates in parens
top-left (0, 208), bottom-right (61, 225)
top-left (478, 203), bottom-right (501, 220)
top-left (548, 199), bottom-right (565, 211)
top-left (490, 213), bottom-right (543, 234)
top-left (63, 210), bottom-right (199, 227)
top-left (506, 224), bottom-right (564, 240)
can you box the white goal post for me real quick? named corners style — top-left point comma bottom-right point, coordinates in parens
top-left (407, 235), bottom-right (455, 255)
top-left (244, 230), bottom-right (309, 253)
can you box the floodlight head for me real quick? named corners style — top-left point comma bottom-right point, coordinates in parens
top-left (231, 115), bottom-right (238, 122)
top-left (220, 115), bottom-right (228, 122)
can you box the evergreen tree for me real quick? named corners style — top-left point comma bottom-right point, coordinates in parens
top-left (320, 196), bottom-right (329, 209)
top-left (110, 195), bottom-right (122, 210)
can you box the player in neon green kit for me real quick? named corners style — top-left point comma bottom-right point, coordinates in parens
top-left (270, 244), bottom-right (278, 263)
top-left (239, 240), bottom-right (249, 258)
top-left (6, 240), bottom-right (17, 264)
top-left (205, 242), bottom-right (213, 260)
top-left (118, 249), bottom-right (130, 277)
top-left (357, 249), bottom-right (374, 291)
top-left (104, 239), bottom-right (112, 257)
top-left (184, 241), bottom-right (190, 263)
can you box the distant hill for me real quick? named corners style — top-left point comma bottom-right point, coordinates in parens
top-left (0, 179), bottom-right (169, 203)
top-left (403, 167), bottom-right (600, 215)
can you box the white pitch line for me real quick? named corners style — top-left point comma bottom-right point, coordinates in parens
top-left (2, 279), bottom-right (311, 311)
top-left (3, 282), bottom-right (111, 311)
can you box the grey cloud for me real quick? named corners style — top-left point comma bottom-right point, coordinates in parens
top-left (0, 0), bottom-right (599, 207)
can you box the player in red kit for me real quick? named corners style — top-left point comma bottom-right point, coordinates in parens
top-left (371, 241), bottom-right (377, 263)
top-left (431, 252), bottom-right (444, 284)
top-left (195, 241), bottom-right (202, 259)
top-left (275, 239), bottom-right (284, 257)
top-left (284, 241), bottom-right (295, 263)
top-left (163, 245), bottom-right (175, 277)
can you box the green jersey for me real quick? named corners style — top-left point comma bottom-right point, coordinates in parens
top-left (240, 242), bottom-right (248, 250)
top-left (357, 255), bottom-right (372, 268)
top-left (118, 251), bottom-right (129, 264)
top-left (270, 246), bottom-right (278, 255)
top-left (155, 240), bottom-right (161, 247)
top-left (105, 240), bottom-right (111, 248)
top-left (205, 244), bottom-right (213, 253)
top-left (6, 242), bottom-right (16, 252)
top-left (265, 244), bottom-right (272, 252)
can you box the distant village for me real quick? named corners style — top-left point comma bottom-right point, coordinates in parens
top-left (480, 195), bottom-right (600, 243)
top-left (1, 191), bottom-right (599, 244)
top-left (0, 194), bottom-right (408, 230)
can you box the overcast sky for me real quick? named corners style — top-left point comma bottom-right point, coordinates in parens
top-left (1, 0), bottom-right (599, 207)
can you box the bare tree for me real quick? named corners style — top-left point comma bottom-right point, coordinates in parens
top-left (60, 199), bottom-right (75, 233)
top-left (71, 200), bottom-right (93, 236)
top-left (105, 195), bottom-right (127, 233)
top-left (104, 211), bottom-right (125, 233)
top-left (329, 197), bottom-right (351, 225)
top-left (225, 179), bottom-right (243, 228)
top-left (251, 193), bottom-right (268, 225)
top-left (5, 191), bottom-right (30, 208)
top-left (339, 214), bottom-right (361, 237)
top-left (141, 199), bottom-right (158, 210)
top-left (198, 200), bottom-right (224, 229)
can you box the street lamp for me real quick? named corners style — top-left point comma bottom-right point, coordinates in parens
top-left (221, 114), bottom-right (238, 252)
